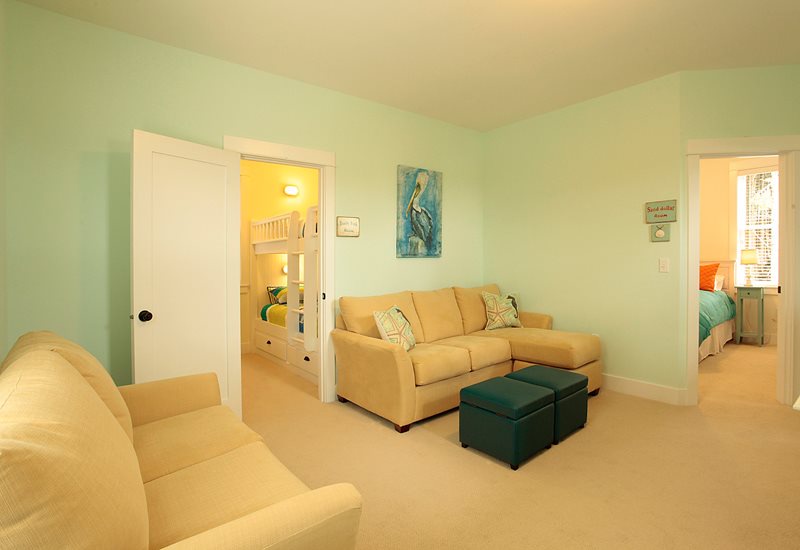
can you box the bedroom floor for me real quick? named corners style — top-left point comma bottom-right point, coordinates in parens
top-left (241, 350), bottom-right (799, 550)
top-left (698, 342), bottom-right (778, 405)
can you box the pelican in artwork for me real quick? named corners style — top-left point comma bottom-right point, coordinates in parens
top-left (405, 170), bottom-right (433, 254)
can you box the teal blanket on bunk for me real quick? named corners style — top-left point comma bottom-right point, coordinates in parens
top-left (699, 290), bottom-right (736, 344)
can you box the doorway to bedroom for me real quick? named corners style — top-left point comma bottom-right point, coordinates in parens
top-left (239, 159), bottom-right (321, 391)
top-left (697, 155), bottom-right (780, 405)
top-left (225, 135), bottom-right (337, 405)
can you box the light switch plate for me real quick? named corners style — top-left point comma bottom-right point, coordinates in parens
top-left (659, 258), bottom-right (670, 273)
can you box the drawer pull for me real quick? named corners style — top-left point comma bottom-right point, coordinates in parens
top-left (266, 340), bottom-right (271, 345)
top-left (304, 356), bottom-right (310, 361)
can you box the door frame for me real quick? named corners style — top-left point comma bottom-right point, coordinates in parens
top-left (686, 135), bottom-right (800, 406)
top-left (224, 136), bottom-right (336, 403)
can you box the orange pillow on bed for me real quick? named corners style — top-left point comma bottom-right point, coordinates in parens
top-left (699, 263), bottom-right (719, 291)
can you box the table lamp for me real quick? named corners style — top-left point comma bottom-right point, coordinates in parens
top-left (741, 249), bottom-right (758, 286)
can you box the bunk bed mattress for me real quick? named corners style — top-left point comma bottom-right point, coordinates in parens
top-left (260, 304), bottom-right (304, 332)
top-left (699, 290), bottom-right (736, 344)
top-left (261, 304), bottom-right (288, 327)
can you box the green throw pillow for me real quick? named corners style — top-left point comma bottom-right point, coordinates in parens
top-left (373, 306), bottom-right (416, 351)
top-left (482, 291), bottom-right (522, 330)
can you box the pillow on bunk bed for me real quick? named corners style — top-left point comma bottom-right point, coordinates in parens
top-left (714, 274), bottom-right (725, 291)
top-left (267, 286), bottom-right (288, 305)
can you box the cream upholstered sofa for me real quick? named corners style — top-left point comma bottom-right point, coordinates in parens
top-left (0, 331), bottom-right (362, 550)
top-left (332, 284), bottom-right (602, 432)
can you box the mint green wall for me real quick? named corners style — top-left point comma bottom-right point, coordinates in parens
top-left (3, 1), bottom-right (485, 383)
top-left (5, 1), bottom-right (800, 397)
top-left (0, 0), bottom-right (7, 358)
top-left (486, 65), bottom-right (800, 393)
top-left (485, 75), bottom-right (684, 387)
top-left (680, 65), bottom-right (800, 140)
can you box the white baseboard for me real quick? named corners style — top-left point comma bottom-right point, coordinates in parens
top-left (603, 373), bottom-right (691, 406)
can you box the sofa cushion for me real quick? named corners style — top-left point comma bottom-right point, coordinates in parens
top-left (0, 331), bottom-right (133, 442)
top-left (144, 441), bottom-right (309, 549)
top-left (436, 335), bottom-right (511, 371)
top-left (482, 291), bottom-right (522, 330)
top-left (373, 306), bottom-right (416, 350)
top-left (340, 291), bottom-right (426, 342)
top-left (474, 327), bottom-right (601, 369)
top-left (453, 284), bottom-right (501, 334)
top-left (411, 288), bottom-right (464, 342)
top-left (407, 343), bottom-right (471, 385)
top-left (0, 351), bottom-right (149, 549)
top-left (133, 405), bottom-right (263, 483)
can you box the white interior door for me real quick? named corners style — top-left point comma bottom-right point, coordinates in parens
top-left (132, 130), bottom-right (241, 417)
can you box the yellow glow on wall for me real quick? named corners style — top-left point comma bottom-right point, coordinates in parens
top-left (239, 161), bottom-right (319, 346)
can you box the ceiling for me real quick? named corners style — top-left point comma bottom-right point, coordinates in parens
top-left (20, 0), bottom-right (800, 131)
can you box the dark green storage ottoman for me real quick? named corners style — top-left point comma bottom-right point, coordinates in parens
top-left (507, 365), bottom-right (588, 444)
top-left (459, 377), bottom-right (554, 470)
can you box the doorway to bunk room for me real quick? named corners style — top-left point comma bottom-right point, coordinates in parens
top-left (697, 156), bottom-right (780, 405)
top-left (239, 159), bottom-right (321, 391)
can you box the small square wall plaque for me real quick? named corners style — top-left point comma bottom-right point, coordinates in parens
top-left (336, 216), bottom-right (360, 237)
top-left (650, 224), bottom-right (671, 242)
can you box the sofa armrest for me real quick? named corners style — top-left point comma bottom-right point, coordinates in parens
top-left (331, 329), bottom-right (416, 427)
top-left (118, 373), bottom-right (221, 426)
top-left (162, 483), bottom-right (362, 550)
top-left (519, 311), bottom-right (553, 330)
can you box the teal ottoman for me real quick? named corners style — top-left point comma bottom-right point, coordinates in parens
top-left (459, 377), bottom-right (554, 470)
top-left (507, 365), bottom-right (588, 444)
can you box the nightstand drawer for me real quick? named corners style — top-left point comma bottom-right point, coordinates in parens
top-left (737, 287), bottom-right (763, 299)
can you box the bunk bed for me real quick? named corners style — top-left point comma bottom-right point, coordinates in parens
top-left (251, 206), bottom-right (319, 381)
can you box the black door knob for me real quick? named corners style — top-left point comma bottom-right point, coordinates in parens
top-left (138, 310), bottom-right (153, 322)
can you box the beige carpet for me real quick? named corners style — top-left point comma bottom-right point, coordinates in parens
top-left (242, 345), bottom-right (800, 549)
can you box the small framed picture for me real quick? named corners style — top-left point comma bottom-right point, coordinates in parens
top-left (336, 216), bottom-right (360, 237)
top-left (650, 224), bottom-right (671, 242)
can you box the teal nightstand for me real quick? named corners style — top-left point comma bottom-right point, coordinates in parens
top-left (735, 286), bottom-right (764, 346)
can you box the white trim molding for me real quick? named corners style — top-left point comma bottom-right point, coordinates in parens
top-left (688, 135), bottom-right (800, 156)
top-left (225, 136), bottom-right (335, 167)
top-left (602, 374), bottom-right (691, 406)
top-left (778, 151), bottom-right (797, 405)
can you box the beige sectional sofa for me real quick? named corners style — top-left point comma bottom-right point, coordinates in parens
top-left (332, 284), bottom-right (602, 432)
top-left (0, 331), bottom-right (362, 550)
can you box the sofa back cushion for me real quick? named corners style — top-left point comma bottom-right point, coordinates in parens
top-left (411, 288), bottom-right (464, 342)
top-left (339, 291), bottom-right (426, 342)
top-left (1, 331), bottom-right (133, 442)
top-left (0, 350), bottom-right (149, 549)
top-left (454, 284), bottom-right (501, 334)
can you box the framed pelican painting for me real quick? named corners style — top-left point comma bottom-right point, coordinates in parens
top-left (396, 165), bottom-right (442, 258)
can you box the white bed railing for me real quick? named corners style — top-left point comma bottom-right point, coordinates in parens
top-left (252, 212), bottom-right (291, 244)
top-left (252, 211), bottom-right (300, 254)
